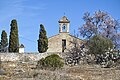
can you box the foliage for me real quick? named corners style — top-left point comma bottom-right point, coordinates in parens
top-left (65, 36), bottom-right (89, 65)
top-left (79, 11), bottom-right (120, 67)
top-left (88, 35), bottom-right (113, 56)
top-left (37, 54), bottom-right (64, 70)
top-left (38, 24), bottom-right (48, 53)
top-left (0, 30), bottom-right (8, 52)
top-left (9, 19), bottom-right (19, 52)
top-left (66, 35), bottom-right (114, 67)
top-left (79, 10), bottom-right (120, 49)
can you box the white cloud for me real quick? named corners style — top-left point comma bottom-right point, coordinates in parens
top-left (0, 0), bottom-right (47, 23)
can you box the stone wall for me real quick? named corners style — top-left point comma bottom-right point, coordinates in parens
top-left (0, 52), bottom-right (64, 61)
top-left (47, 33), bottom-right (83, 52)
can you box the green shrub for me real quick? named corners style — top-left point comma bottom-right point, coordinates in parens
top-left (88, 35), bottom-right (113, 56)
top-left (37, 58), bottom-right (45, 69)
top-left (37, 54), bottom-right (64, 70)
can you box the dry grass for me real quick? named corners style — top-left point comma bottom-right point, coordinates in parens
top-left (0, 61), bottom-right (120, 80)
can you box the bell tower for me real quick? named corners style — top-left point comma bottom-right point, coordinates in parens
top-left (58, 16), bottom-right (70, 33)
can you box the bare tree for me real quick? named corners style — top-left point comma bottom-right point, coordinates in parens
top-left (65, 33), bottom-right (89, 65)
top-left (79, 10), bottom-right (120, 49)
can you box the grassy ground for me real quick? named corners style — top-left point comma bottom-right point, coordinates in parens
top-left (0, 61), bottom-right (120, 80)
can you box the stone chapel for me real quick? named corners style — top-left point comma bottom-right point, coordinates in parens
top-left (47, 16), bottom-right (83, 52)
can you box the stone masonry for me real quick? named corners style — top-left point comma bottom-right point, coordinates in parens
top-left (47, 33), bottom-right (82, 52)
top-left (47, 16), bottom-right (83, 52)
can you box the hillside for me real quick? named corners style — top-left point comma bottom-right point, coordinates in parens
top-left (0, 61), bottom-right (120, 80)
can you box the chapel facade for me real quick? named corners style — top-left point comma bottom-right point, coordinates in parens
top-left (47, 16), bottom-right (83, 52)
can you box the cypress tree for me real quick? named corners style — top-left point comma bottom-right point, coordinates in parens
top-left (9, 19), bottom-right (19, 52)
top-left (38, 24), bottom-right (48, 53)
top-left (0, 30), bottom-right (8, 52)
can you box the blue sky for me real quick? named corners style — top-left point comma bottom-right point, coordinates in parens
top-left (0, 0), bottom-right (120, 52)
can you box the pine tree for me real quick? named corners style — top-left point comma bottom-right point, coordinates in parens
top-left (9, 19), bottom-right (19, 52)
top-left (0, 30), bottom-right (8, 52)
top-left (38, 24), bottom-right (48, 53)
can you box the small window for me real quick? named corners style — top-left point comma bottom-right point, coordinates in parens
top-left (62, 24), bottom-right (66, 32)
